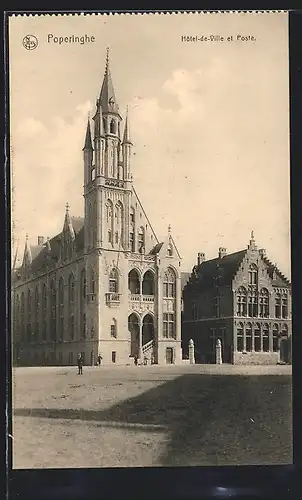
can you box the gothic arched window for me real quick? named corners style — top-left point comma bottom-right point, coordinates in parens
top-left (138, 226), bottom-right (145, 253)
top-left (254, 323), bottom-right (261, 352)
top-left (27, 289), bottom-right (32, 342)
top-left (58, 278), bottom-right (64, 341)
top-left (115, 202), bottom-right (124, 245)
top-left (273, 323), bottom-right (279, 352)
top-left (42, 283), bottom-right (47, 341)
top-left (110, 119), bottom-right (116, 134)
top-left (163, 268), bottom-right (176, 298)
top-left (80, 269), bottom-right (86, 340)
top-left (275, 293), bottom-right (281, 318)
top-left (90, 269), bottom-right (95, 296)
top-left (50, 280), bottom-right (56, 341)
top-left (281, 293), bottom-right (288, 318)
top-left (246, 322), bottom-right (252, 352)
top-left (109, 268), bottom-right (119, 293)
top-left (248, 264), bottom-right (258, 285)
top-left (236, 286), bottom-right (247, 316)
top-left (111, 318), bottom-right (117, 338)
top-left (68, 274), bottom-right (75, 304)
top-left (259, 288), bottom-right (269, 318)
top-left (34, 286), bottom-right (39, 341)
top-left (20, 292), bottom-right (25, 341)
top-left (128, 269), bottom-right (140, 295)
top-left (237, 322), bottom-right (243, 352)
top-left (106, 200), bottom-right (113, 244)
top-left (263, 323), bottom-right (269, 352)
top-left (142, 270), bottom-right (154, 295)
top-left (248, 289), bottom-right (258, 317)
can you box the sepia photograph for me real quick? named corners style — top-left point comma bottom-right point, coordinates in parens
top-left (9, 11), bottom-right (292, 469)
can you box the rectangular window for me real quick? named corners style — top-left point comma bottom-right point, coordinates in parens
top-left (115, 231), bottom-right (119, 243)
top-left (108, 230), bottom-right (112, 243)
top-left (112, 351), bottom-right (116, 363)
top-left (130, 213), bottom-right (134, 223)
top-left (281, 297), bottom-right (288, 319)
top-left (111, 324), bottom-right (117, 338)
top-left (163, 313), bottom-right (175, 338)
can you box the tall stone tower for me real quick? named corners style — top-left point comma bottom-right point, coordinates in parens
top-left (82, 49), bottom-right (182, 366)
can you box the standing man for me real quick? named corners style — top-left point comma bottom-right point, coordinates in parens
top-left (77, 353), bottom-right (83, 375)
top-left (97, 354), bottom-right (102, 366)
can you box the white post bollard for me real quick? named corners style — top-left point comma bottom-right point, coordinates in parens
top-left (216, 338), bottom-right (222, 364)
top-left (189, 338), bottom-right (195, 364)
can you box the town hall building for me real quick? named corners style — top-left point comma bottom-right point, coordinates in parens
top-left (182, 233), bottom-right (292, 365)
top-left (12, 51), bottom-right (183, 366)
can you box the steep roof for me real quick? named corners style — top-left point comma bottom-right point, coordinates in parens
top-left (188, 250), bottom-right (247, 290)
top-left (149, 242), bottom-right (164, 255)
top-left (99, 50), bottom-right (119, 115)
top-left (181, 272), bottom-right (190, 291)
top-left (26, 216), bottom-right (85, 276)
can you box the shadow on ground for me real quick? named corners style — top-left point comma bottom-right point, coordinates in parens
top-left (14, 374), bottom-right (292, 466)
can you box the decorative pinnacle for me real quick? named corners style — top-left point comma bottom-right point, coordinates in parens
top-left (251, 230), bottom-right (255, 240)
top-left (168, 224), bottom-right (171, 234)
top-left (25, 233), bottom-right (28, 241)
top-left (65, 202), bottom-right (70, 213)
top-left (105, 47), bottom-right (110, 72)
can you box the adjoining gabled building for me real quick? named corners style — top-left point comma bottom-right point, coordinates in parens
top-left (12, 51), bottom-right (183, 367)
top-left (182, 232), bottom-right (291, 365)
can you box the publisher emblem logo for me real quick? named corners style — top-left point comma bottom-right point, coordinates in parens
top-left (23, 35), bottom-right (38, 50)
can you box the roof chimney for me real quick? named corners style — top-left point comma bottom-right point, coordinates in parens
top-left (197, 252), bottom-right (205, 265)
top-left (218, 247), bottom-right (227, 259)
top-left (38, 236), bottom-right (44, 246)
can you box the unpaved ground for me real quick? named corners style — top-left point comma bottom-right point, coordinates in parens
top-left (12, 364), bottom-right (292, 469)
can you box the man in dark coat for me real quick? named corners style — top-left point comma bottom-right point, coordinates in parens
top-left (77, 353), bottom-right (83, 375)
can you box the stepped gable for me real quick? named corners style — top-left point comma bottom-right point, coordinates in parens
top-left (262, 255), bottom-right (291, 287)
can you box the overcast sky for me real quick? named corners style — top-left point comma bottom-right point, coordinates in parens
top-left (9, 12), bottom-right (290, 276)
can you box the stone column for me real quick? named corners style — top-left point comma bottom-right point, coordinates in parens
top-left (139, 317), bottom-right (143, 361)
top-left (216, 338), bottom-right (222, 364)
top-left (189, 338), bottom-right (195, 364)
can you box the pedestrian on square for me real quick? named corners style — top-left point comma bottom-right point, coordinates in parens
top-left (134, 355), bottom-right (138, 366)
top-left (97, 354), bottom-right (102, 366)
top-left (77, 353), bottom-right (83, 375)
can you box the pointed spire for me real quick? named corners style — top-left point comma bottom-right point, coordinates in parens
top-left (23, 233), bottom-right (32, 265)
top-left (83, 118), bottom-right (93, 150)
top-left (63, 203), bottom-right (75, 240)
top-left (122, 106), bottom-right (132, 144)
top-left (99, 48), bottom-right (119, 115)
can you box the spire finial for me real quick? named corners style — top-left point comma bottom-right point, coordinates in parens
top-left (65, 202), bottom-right (69, 213)
top-left (25, 233), bottom-right (28, 242)
top-left (168, 224), bottom-right (171, 234)
top-left (251, 230), bottom-right (255, 240)
top-left (105, 47), bottom-right (110, 72)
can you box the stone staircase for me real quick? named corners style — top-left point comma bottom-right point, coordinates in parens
top-left (142, 339), bottom-right (155, 364)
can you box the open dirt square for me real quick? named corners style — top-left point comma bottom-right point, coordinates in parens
top-left (12, 364), bottom-right (292, 469)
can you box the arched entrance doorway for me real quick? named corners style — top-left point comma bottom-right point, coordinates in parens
top-left (142, 314), bottom-right (154, 346)
top-left (128, 313), bottom-right (140, 357)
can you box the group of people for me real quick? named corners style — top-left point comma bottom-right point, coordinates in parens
top-left (76, 352), bottom-right (154, 372)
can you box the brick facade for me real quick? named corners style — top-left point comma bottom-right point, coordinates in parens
top-left (182, 237), bottom-right (291, 365)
